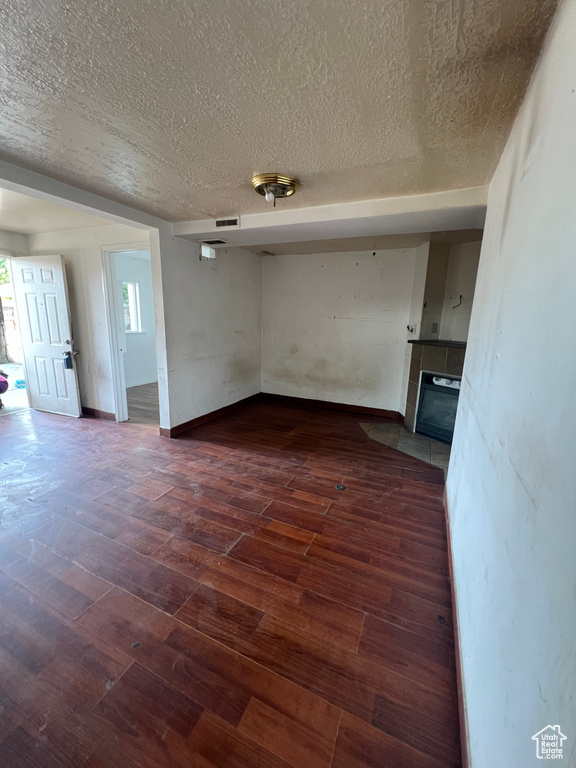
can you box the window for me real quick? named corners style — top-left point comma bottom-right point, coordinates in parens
top-left (122, 282), bottom-right (141, 332)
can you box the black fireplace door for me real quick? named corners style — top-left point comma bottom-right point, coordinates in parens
top-left (415, 373), bottom-right (460, 444)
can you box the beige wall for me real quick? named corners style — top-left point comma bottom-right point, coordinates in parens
top-left (420, 240), bottom-right (481, 342)
top-left (27, 224), bottom-right (149, 414)
top-left (420, 242), bottom-right (449, 340)
top-left (155, 235), bottom-right (262, 429)
top-left (261, 245), bottom-right (428, 413)
top-left (439, 241), bottom-right (481, 341)
top-left (24, 228), bottom-right (262, 428)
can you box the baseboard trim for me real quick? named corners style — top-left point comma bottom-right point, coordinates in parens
top-left (443, 487), bottom-right (470, 768)
top-left (259, 392), bottom-right (404, 422)
top-left (82, 407), bottom-right (115, 421)
top-left (158, 393), bottom-right (261, 438)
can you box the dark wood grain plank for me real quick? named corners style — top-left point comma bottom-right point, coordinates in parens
top-left (238, 697), bottom-right (339, 768)
top-left (176, 583), bottom-right (265, 642)
top-left (253, 519), bottom-right (315, 553)
top-left (81, 587), bottom-right (342, 747)
top-left (359, 614), bottom-right (455, 689)
top-left (228, 536), bottom-right (305, 583)
top-left (188, 710), bottom-right (294, 768)
top-left (332, 712), bottom-right (450, 768)
top-left (0, 726), bottom-right (76, 768)
top-left (91, 663), bottom-right (204, 767)
top-left (0, 399), bottom-right (461, 767)
top-left (33, 519), bottom-right (199, 614)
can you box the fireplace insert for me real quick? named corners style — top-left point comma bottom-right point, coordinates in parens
top-left (415, 372), bottom-right (461, 444)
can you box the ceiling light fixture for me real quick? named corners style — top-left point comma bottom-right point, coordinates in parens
top-left (252, 174), bottom-right (299, 207)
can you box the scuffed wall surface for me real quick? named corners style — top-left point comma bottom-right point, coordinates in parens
top-left (439, 241), bottom-right (481, 341)
top-left (159, 242), bottom-right (262, 428)
top-left (261, 248), bottom-right (426, 412)
top-left (0, 0), bottom-right (558, 220)
top-left (447, 1), bottom-right (576, 764)
top-left (27, 224), bottom-right (149, 414)
top-left (420, 242), bottom-right (450, 339)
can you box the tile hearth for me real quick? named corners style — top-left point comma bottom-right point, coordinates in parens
top-left (361, 422), bottom-right (451, 475)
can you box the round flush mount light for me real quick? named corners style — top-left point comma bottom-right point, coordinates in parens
top-left (252, 173), bottom-right (299, 206)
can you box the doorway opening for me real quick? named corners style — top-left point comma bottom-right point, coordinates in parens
top-left (2, 254), bottom-right (82, 418)
top-left (0, 257), bottom-right (29, 416)
top-left (102, 248), bottom-right (160, 427)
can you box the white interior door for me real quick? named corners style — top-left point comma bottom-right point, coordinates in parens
top-left (11, 255), bottom-right (82, 417)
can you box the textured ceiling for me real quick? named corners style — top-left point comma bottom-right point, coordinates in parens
top-left (0, 0), bottom-right (558, 221)
top-left (0, 188), bottom-right (111, 234)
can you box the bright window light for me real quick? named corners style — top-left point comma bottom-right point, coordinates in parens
top-left (122, 281), bottom-right (141, 332)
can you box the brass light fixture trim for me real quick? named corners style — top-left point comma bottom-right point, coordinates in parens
top-left (252, 173), bottom-right (300, 206)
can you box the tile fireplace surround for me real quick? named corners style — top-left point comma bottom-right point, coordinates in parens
top-left (405, 340), bottom-right (466, 431)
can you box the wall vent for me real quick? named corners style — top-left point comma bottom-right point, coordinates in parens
top-left (215, 218), bottom-right (239, 228)
top-left (203, 240), bottom-right (227, 245)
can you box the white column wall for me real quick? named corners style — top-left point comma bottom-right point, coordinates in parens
top-left (447, 2), bottom-right (576, 764)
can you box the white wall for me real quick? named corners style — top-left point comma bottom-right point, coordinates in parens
top-left (0, 229), bottom-right (28, 255)
top-left (154, 239), bottom-right (262, 428)
top-left (24, 224), bottom-right (261, 428)
top-left (447, 2), bottom-right (576, 766)
top-left (421, 242), bottom-right (450, 340)
top-left (261, 245), bottom-right (428, 413)
top-left (420, 240), bottom-right (481, 342)
top-left (27, 224), bottom-right (149, 414)
top-left (439, 241), bottom-right (481, 341)
top-left (113, 250), bottom-right (157, 388)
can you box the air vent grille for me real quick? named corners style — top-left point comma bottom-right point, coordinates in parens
top-left (203, 240), bottom-right (227, 245)
top-left (216, 218), bottom-right (239, 228)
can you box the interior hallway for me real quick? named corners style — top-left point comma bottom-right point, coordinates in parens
top-left (127, 382), bottom-right (160, 427)
top-left (0, 400), bottom-right (460, 768)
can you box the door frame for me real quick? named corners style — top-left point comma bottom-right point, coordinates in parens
top-left (101, 243), bottom-right (152, 422)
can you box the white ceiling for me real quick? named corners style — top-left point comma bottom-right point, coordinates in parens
top-left (0, 188), bottom-right (112, 234)
top-left (0, 0), bottom-right (557, 222)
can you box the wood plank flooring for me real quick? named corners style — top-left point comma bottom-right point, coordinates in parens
top-left (127, 382), bottom-right (160, 426)
top-left (0, 399), bottom-right (461, 767)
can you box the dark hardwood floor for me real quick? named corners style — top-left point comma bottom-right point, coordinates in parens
top-left (0, 399), bottom-right (460, 767)
top-left (127, 382), bottom-right (160, 426)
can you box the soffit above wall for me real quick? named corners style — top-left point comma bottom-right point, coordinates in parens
top-left (251, 234), bottom-right (429, 256)
top-left (174, 186), bottom-right (487, 248)
top-left (248, 228), bottom-right (483, 256)
top-left (0, 0), bottom-right (558, 221)
top-left (0, 187), bottom-right (113, 234)
top-left (430, 229), bottom-right (483, 245)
